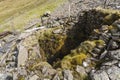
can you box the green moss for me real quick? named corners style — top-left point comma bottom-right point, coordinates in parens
top-left (96, 7), bottom-right (120, 16)
top-left (104, 14), bottom-right (120, 24)
top-left (61, 55), bottom-right (73, 69)
top-left (73, 71), bottom-right (89, 80)
top-left (71, 40), bottom-right (105, 55)
top-left (61, 40), bottom-right (105, 69)
top-left (61, 53), bottom-right (88, 69)
top-left (96, 7), bottom-right (120, 25)
top-left (23, 8), bottom-right (120, 70)
top-left (38, 27), bottom-right (67, 60)
top-left (93, 40), bottom-right (105, 46)
top-left (80, 41), bottom-right (96, 53)
top-left (18, 75), bottom-right (25, 80)
top-left (32, 62), bottom-right (52, 70)
top-left (72, 53), bottom-right (87, 65)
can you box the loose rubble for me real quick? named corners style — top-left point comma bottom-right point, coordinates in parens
top-left (0, 1), bottom-right (120, 80)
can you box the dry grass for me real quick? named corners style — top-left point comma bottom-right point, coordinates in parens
top-left (0, 0), bottom-right (66, 32)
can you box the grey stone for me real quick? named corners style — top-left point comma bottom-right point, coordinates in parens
top-left (90, 70), bottom-right (109, 80)
top-left (97, 45), bottom-right (105, 49)
top-left (82, 61), bottom-right (89, 67)
top-left (0, 42), bottom-right (13, 53)
top-left (12, 56), bottom-right (16, 61)
top-left (59, 20), bottom-right (64, 25)
top-left (63, 70), bottom-right (73, 80)
top-left (18, 67), bottom-right (27, 76)
top-left (107, 66), bottom-right (120, 80)
top-left (53, 74), bottom-right (60, 80)
top-left (111, 36), bottom-right (120, 42)
top-left (76, 65), bottom-right (87, 76)
top-left (102, 60), bottom-right (118, 66)
top-left (3, 35), bottom-right (16, 43)
top-left (99, 33), bottom-right (110, 43)
top-left (52, 21), bottom-right (60, 27)
top-left (116, 6), bottom-right (120, 9)
top-left (9, 62), bottom-right (16, 67)
top-left (6, 57), bottom-right (13, 62)
top-left (0, 47), bottom-right (6, 53)
top-left (90, 52), bottom-right (98, 57)
top-left (100, 50), bottom-right (107, 59)
top-left (18, 32), bottom-right (32, 40)
top-left (112, 19), bottom-right (120, 30)
top-left (3, 42), bottom-right (13, 52)
top-left (110, 41), bottom-right (119, 50)
top-left (17, 44), bottom-right (28, 67)
top-left (0, 73), bottom-right (13, 80)
top-left (44, 79), bottom-right (50, 80)
top-left (109, 49), bottom-right (120, 60)
top-left (13, 72), bottom-right (18, 80)
top-left (53, 29), bottom-right (63, 34)
top-left (110, 27), bottom-right (118, 33)
top-left (29, 75), bottom-right (39, 80)
top-left (42, 67), bottom-right (56, 77)
top-left (68, 22), bottom-right (75, 26)
top-left (31, 44), bottom-right (41, 59)
top-left (92, 48), bottom-right (101, 54)
top-left (118, 62), bottom-right (120, 68)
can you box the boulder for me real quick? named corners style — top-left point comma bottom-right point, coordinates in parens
top-left (109, 49), bottom-right (120, 60)
top-left (63, 70), bottom-right (73, 80)
top-left (17, 44), bottom-right (28, 67)
top-left (0, 73), bottom-right (13, 80)
top-left (107, 66), bottom-right (120, 80)
top-left (29, 75), bottom-right (39, 80)
top-left (90, 70), bottom-right (109, 80)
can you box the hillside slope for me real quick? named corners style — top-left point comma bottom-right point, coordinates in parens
top-left (0, 0), bottom-right (65, 32)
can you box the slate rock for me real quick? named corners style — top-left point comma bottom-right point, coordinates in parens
top-left (109, 41), bottom-right (119, 50)
top-left (76, 65), bottom-right (87, 76)
top-left (90, 70), bottom-right (109, 80)
top-left (0, 73), bottom-right (13, 80)
top-left (100, 50), bottom-right (107, 59)
top-left (53, 29), bottom-right (63, 34)
top-left (29, 75), bottom-right (39, 80)
top-left (53, 74), bottom-right (60, 80)
top-left (109, 49), bottom-right (120, 60)
top-left (17, 44), bottom-right (28, 67)
top-left (52, 21), bottom-right (60, 27)
top-left (102, 60), bottom-right (118, 66)
top-left (63, 70), bottom-right (73, 80)
top-left (118, 62), bottom-right (120, 68)
top-left (112, 19), bottom-right (120, 30)
top-left (107, 66), bottom-right (120, 80)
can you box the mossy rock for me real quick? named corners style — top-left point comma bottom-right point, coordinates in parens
top-left (38, 27), bottom-right (67, 60)
top-left (18, 75), bottom-right (25, 80)
top-left (73, 71), bottom-right (89, 80)
top-left (23, 8), bottom-right (120, 70)
top-left (61, 53), bottom-right (88, 69)
top-left (61, 40), bottom-right (105, 69)
top-left (96, 7), bottom-right (120, 25)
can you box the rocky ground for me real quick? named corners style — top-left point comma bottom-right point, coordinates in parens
top-left (52, 0), bottom-right (120, 17)
top-left (0, 0), bottom-right (120, 80)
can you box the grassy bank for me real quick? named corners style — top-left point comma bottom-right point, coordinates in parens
top-left (0, 0), bottom-right (66, 32)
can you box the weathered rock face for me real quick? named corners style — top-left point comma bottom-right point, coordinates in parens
top-left (87, 9), bottom-right (120, 80)
top-left (0, 8), bottom-right (120, 80)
